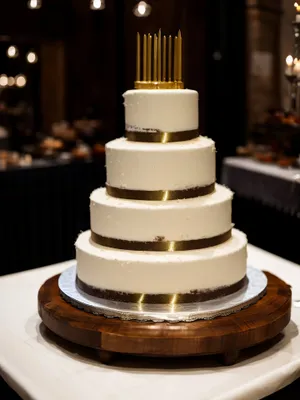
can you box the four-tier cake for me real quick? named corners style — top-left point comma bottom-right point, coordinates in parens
top-left (75, 30), bottom-right (248, 305)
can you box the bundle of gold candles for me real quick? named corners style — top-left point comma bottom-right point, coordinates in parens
top-left (135, 29), bottom-right (183, 89)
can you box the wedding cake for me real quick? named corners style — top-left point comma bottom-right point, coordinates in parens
top-left (75, 30), bottom-right (248, 304)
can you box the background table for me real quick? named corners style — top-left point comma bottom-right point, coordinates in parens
top-left (221, 157), bottom-right (300, 215)
top-left (0, 158), bottom-right (105, 276)
top-left (1, 245), bottom-right (300, 400)
top-left (221, 157), bottom-right (300, 264)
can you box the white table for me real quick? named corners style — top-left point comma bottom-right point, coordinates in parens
top-left (1, 246), bottom-right (300, 400)
top-left (221, 157), bottom-right (300, 216)
top-left (223, 157), bottom-right (300, 182)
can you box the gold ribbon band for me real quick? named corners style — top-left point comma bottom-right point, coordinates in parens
top-left (126, 129), bottom-right (199, 143)
top-left (76, 275), bottom-right (248, 304)
top-left (106, 183), bottom-right (215, 201)
top-left (91, 229), bottom-right (232, 252)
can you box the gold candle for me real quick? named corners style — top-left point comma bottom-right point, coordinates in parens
top-left (158, 29), bottom-right (162, 81)
top-left (148, 34), bottom-right (152, 81)
top-left (163, 35), bottom-right (167, 81)
top-left (136, 32), bottom-right (141, 82)
top-left (153, 34), bottom-right (158, 81)
top-left (135, 30), bottom-right (185, 89)
top-left (174, 36), bottom-right (178, 81)
top-left (168, 35), bottom-right (172, 81)
top-left (178, 30), bottom-right (182, 82)
top-left (143, 34), bottom-right (147, 81)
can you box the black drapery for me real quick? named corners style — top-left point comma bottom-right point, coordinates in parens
top-left (0, 159), bottom-right (105, 276)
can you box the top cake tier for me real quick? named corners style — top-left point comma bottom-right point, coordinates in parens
top-left (124, 89), bottom-right (198, 133)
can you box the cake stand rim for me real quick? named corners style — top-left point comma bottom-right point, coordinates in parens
top-left (57, 265), bottom-right (267, 322)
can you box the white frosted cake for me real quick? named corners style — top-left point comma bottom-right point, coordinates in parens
top-left (75, 31), bottom-right (248, 304)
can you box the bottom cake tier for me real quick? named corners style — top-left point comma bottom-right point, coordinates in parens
top-left (75, 228), bottom-right (247, 303)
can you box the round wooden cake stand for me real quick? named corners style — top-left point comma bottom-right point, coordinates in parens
top-left (38, 271), bottom-right (291, 365)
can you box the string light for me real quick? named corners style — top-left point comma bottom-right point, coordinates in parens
top-left (28, 0), bottom-right (42, 9)
top-left (7, 46), bottom-right (18, 58)
top-left (0, 75), bottom-right (8, 87)
top-left (133, 1), bottom-right (151, 17)
top-left (15, 75), bottom-right (27, 88)
top-left (27, 51), bottom-right (38, 64)
top-left (286, 55), bottom-right (294, 67)
top-left (138, 2), bottom-right (146, 15)
top-left (7, 77), bottom-right (15, 87)
top-left (90, 0), bottom-right (105, 10)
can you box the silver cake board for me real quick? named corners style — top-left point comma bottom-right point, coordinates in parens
top-left (58, 265), bottom-right (267, 323)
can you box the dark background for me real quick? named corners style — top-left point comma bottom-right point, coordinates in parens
top-left (0, 0), bottom-right (247, 160)
top-left (2, 2), bottom-right (300, 399)
top-left (0, 0), bottom-right (247, 274)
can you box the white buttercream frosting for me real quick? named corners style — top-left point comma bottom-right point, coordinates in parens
top-left (90, 184), bottom-right (233, 242)
top-left (124, 89), bottom-right (198, 132)
top-left (76, 229), bottom-right (247, 294)
top-left (75, 87), bottom-right (248, 299)
top-left (106, 136), bottom-right (215, 190)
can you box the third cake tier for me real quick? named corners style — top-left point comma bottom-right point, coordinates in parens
top-left (90, 184), bottom-right (232, 244)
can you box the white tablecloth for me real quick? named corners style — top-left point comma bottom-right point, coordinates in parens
top-left (1, 246), bottom-right (300, 400)
top-left (221, 157), bottom-right (300, 216)
top-left (223, 157), bottom-right (300, 182)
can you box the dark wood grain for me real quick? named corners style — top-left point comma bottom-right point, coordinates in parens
top-left (38, 271), bottom-right (291, 364)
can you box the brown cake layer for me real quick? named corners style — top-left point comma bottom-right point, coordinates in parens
top-left (90, 229), bottom-right (232, 252)
top-left (76, 275), bottom-right (248, 304)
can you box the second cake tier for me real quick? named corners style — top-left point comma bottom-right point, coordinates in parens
top-left (106, 136), bottom-right (215, 192)
top-left (90, 183), bottom-right (233, 243)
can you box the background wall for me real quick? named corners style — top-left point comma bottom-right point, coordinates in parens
top-left (246, 0), bottom-right (282, 128)
top-left (246, 0), bottom-right (300, 121)
top-left (281, 0), bottom-right (296, 111)
top-left (205, 0), bottom-right (247, 176)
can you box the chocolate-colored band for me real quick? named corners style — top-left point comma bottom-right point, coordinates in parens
top-left (106, 183), bottom-right (215, 201)
top-left (126, 129), bottom-right (199, 143)
top-left (91, 229), bottom-right (232, 252)
top-left (76, 275), bottom-right (248, 304)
